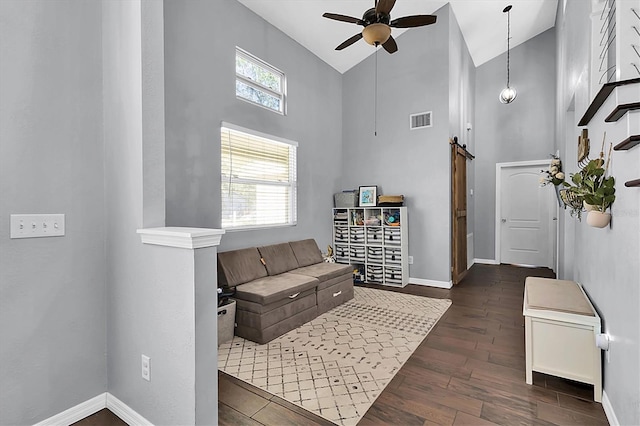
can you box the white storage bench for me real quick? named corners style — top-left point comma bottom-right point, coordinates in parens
top-left (523, 277), bottom-right (602, 402)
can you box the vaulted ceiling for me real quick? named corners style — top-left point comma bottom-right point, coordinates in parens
top-left (237, 0), bottom-right (558, 74)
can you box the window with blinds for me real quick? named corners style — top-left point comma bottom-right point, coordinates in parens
top-left (221, 124), bottom-right (297, 230)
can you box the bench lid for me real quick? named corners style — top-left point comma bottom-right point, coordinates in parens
top-left (525, 277), bottom-right (595, 316)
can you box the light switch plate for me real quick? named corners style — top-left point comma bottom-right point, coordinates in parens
top-left (10, 214), bottom-right (65, 239)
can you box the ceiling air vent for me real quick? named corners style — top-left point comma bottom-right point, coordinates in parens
top-left (409, 111), bottom-right (432, 130)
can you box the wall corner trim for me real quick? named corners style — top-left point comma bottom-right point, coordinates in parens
top-left (34, 393), bottom-right (106, 426)
top-left (409, 278), bottom-right (453, 289)
top-left (106, 393), bottom-right (153, 426)
top-left (601, 390), bottom-right (620, 426)
top-left (137, 227), bottom-right (225, 249)
top-left (474, 258), bottom-right (499, 265)
top-left (34, 392), bottom-right (154, 426)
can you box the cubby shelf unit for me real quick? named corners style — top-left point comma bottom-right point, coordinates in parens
top-left (332, 207), bottom-right (409, 288)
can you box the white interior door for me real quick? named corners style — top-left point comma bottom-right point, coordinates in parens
top-left (499, 164), bottom-right (555, 268)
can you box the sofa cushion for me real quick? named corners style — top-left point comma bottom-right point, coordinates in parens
top-left (217, 248), bottom-right (267, 288)
top-left (294, 262), bottom-right (353, 282)
top-left (235, 288), bottom-right (316, 314)
top-left (317, 277), bottom-right (354, 315)
top-left (234, 273), bottom-right (318, 305)
top-left (313, 272), bottom-right (353, 291)
top-left (290, 239), bottom-right (323, 267)
top-left (236, 289), bottom-right (316, 326)
top-left (258, 243), bottom-right (299, 276)
top-left (235, 305), bottom-right (318, 345)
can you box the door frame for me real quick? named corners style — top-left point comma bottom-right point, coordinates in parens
top-left (495, 160), bottom-right (558, 269)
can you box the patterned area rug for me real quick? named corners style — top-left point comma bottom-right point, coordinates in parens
top-left (218, 286), bottom-right (452, 426)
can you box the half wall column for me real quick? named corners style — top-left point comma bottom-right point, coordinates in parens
top-left (137, 227), bottom-right (225, 425)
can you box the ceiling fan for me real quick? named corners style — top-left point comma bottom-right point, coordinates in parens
top-left (322, 0), bottom-right (437, 54)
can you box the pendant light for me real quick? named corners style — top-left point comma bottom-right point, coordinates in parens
top-left (499, 5), bottom-right (517, 104)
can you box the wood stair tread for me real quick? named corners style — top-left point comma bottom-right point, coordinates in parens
top-left (613, 135), bottom-right (640, 151)
top-left (605, 102), bottom-right (640, 122)
top-left (578, 77), bottom-right (640, 126)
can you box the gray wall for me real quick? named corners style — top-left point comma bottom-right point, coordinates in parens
top-left (555, 1), bottom-right (640, 424)
top-left (0, 1), bottom-right (107, 424)
top-left (473, 28), bottom-right (557, 260)
top-left (342, 5), bottom-right (474, 283)
top-left (164, 0), bottom-right (343, 252)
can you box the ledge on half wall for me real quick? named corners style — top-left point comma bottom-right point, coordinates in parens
top-left (137, 227), bottom-right (225, 249)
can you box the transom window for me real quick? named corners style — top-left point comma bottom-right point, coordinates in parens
top-left (221, 123), bottom-right (297, 230)
top-left (235, 47), bottom-right (286, 114)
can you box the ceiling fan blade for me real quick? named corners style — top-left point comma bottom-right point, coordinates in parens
top-left (335, 33), bottom-right (363, 50)
top-left (322, 13), bottom-right (364, 25)
top-left (375, 0), bottom-right (396, 16)
top-left (390, 15), bottom-right (437, 28)
top-left (381, 35), bottom-right (398, 53)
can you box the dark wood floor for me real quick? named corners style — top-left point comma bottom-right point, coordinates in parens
top-left (219, 264), bottom-right (609, 426)
top-left (73, 265), bottom-right (608, 425)
top-left (72, 409), bottom-right (127, 426)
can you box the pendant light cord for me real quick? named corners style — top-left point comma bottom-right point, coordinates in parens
top-left (506, 8), bottom-right (511, 88)
top-left (374, 46), bottom-right (378, 136)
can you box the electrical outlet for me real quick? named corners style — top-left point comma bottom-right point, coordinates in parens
top-left (408, 256), bottom-right (414, 264)
top-left (141, 354), bottom-right (151, 381)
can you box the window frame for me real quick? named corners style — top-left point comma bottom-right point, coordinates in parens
top-left (235, 47), bottom-right (287, 115)
top-left (220, 122), bottom-right (297, 231)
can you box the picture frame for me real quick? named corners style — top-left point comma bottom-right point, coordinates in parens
top-left (358, 185), bottom-right (377, 207)
top-left (577, 128), bottom-right (590, 163)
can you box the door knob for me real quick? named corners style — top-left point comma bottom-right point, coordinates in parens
top-left (501, 218), bottom-right (506, 223)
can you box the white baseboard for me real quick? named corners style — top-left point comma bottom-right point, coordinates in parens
top-left (474, 258), bottom-right (499, 265)
top-left (602, 390), bottom-right (619, 426)
top-left (35, 392), bottom-right (152, 426)
top-left (34, 393), bottom-right (106, 426)
top-left (409, 277), bottom-right (453, 289)
top-left (107, 393), bottom-right (153, 425)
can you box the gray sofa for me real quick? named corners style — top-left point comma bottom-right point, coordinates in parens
top-left (217, 239), bottom-right (353, 344)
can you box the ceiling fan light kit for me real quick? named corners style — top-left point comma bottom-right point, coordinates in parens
top-left (362, 23), bottom-right (391, 46)
top-left (499, 4), bottom-right (517, 104)
top-left (322, 0), bottom-right (436, 54)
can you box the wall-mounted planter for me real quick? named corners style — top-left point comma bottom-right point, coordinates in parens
top-left (586, 211), bottom-right (611, 228)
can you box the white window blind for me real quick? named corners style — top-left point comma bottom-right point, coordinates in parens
top-left (221, 124), bottom-right (297, 230)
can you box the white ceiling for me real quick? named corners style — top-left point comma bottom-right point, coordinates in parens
top-left (236, 0), bottom-right (558, 74)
